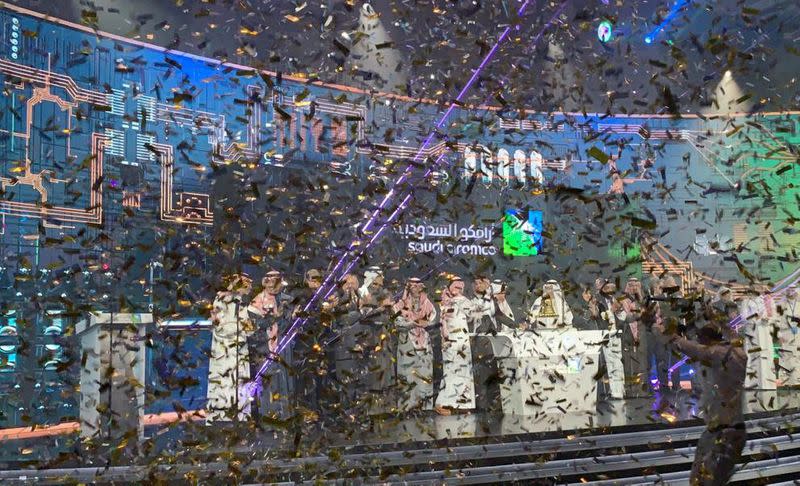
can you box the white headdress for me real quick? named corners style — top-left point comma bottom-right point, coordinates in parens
top-left (529, 280), bottom-right (573, 328)
top-left (359, 266), bottom-right (383, 299)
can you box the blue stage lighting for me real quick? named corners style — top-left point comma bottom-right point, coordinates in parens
top-left (645, 0), bottom-right (692, 45)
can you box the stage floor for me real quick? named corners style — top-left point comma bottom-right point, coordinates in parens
top-left (277, 388), bottom-right (800, 449)
top-left (3, 388), bottom-right (800, 468)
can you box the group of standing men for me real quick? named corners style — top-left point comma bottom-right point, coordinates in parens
top-left (534, 275), bottom-right (683, 400)
top-left (587, 277), bottom-right (800, 485)
top-left (202, 267), bottom-right (681, 422)
top-left (201, 265), bottom-right (800, 486)
top-left (203, 267), bottom-right (527, 422)
top-left (202, 266), bottom-right (800, 418)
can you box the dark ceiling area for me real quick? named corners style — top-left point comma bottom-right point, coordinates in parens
top-left (9, 0), bottom-right (800, 113)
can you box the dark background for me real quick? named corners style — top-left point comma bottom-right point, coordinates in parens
top-left (9, 0), bottom-right (800, 114)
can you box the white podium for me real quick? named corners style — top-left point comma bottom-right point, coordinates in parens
top-left (744, 320), bottom-right (777, 390)
top-left (741, 298), bottom-right (778, 390)
top-left (76, 312), bottom-right (151, 442)
top-left (492, 329), bottom-right (604, 415)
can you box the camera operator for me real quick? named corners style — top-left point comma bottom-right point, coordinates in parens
top-left (646, 276), bottom-right (704, 391)
top-left (652, 289), bottom-right (747, 486)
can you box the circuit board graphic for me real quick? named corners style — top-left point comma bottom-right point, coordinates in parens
top-left (0, 2), bottom-right (797, 288)
top-left (1, 2), bottom-right (800, 428)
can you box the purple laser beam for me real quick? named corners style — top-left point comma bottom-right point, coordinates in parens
top-left (360, 26), bottom-right (513, 236)
top-left (271, 0), bottom-right (568, 352)
top-left (253, 1), bottom-right (570, 382)
top-left (340, 154), bottom-right (447, 277)
top-left (353, 2), bottom-right (568, 259)
top-left (667, 273), bottom-right (800, 374)
top-left (727, 266), bottom-right (800, 329)
top-left (359, 0), bottom-right (538, 236)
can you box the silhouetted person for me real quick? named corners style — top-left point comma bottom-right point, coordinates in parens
top-left (653, 297), bottom-right (747, 486)
top-left (248, 270), bottom-right (292, 420)
top-left (649, 275), bottom-right (689, 391)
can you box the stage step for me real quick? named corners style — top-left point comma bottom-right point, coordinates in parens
top-left (273, 412), bottom-right (800, 472)
top-left (362, 433), bottom-right (800, 484)
top-left (2, 412), bottom-right (800, 484)
top-left (572, 455), bottom-right (800, 485)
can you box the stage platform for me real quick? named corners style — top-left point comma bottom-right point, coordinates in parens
top-left (2, 389), bottom-right (800, 484)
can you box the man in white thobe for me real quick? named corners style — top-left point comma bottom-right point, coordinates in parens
top-left (206, 274), bottom-right (254, 423)
top-left (778, 285), bottom-right (800, 387)
top-left (740, 292), bottom-right (778, 390)
top-left (527, 280), bottom-right (574, 329)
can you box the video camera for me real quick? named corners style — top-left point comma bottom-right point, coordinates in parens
top-left (643, 294), bottom-right (703, 337)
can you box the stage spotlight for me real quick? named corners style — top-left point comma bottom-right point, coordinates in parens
top-left (644, 35), bottom-right (653, 44)
top-left (348, 0), bottom-right (406, 89)
top-left (361, 3), bottom-right (378, 19)
top-left (706, 69), bottom-right (751, 114)
top-left (597, 20), bottom-right (613, 43)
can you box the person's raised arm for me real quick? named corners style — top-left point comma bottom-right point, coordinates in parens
top-left (653, 320), bottom-right (723, 363)
top-left (669, 334), bottom-right (715, 362)
top-left (427, 305), bottom-right (438, 327)
top-left (612, 299), bottom-right (627, 324)
top-left (564, 301), bottom-right (574, 326)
